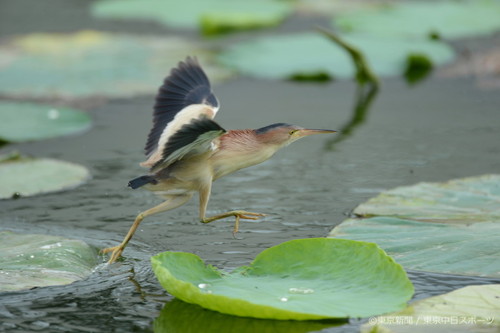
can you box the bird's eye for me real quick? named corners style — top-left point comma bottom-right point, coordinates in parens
top-left (289, 130), bottom-right (296, 135)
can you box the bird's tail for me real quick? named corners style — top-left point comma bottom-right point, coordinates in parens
top-left (128, 175), bottom-right (158, 189)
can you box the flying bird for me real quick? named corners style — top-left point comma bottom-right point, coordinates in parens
top-left (102, 57), bottom-right (336, 263)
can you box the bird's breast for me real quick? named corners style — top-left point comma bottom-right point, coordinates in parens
top-left (210, 146), bottom-right (276, 180)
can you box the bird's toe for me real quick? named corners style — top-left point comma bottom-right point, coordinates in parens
top-left (101, 245), bottom-right (124, 264)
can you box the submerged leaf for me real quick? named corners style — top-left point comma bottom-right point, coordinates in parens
top-left (362, 284), bottom-right (500, 332)
top-left (329, 175), bottom-right (500, 277)
top-left (404, 53), bottom-right (434, 84)
top-left (154, 299), bottom-right (342, 333)
top-left (0, 231), bottom-right (99, 292)
top-left (217, 32), bottom-right (454, 80)
top-left (152, 238), bottom-right (414, 320)
top-left (0, 102), bottom-right (91, 142)
top-left (0, 156), bottom-right (90, 199)
top-left (289, 71), bottom-right (332, 82)
top-left (200, 11), bottom-right (285, 37)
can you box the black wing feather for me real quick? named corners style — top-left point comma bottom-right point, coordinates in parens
top-left (144, 56), bottom-right (219, 156)
top-left (128, 175), bottom-right (158, 189)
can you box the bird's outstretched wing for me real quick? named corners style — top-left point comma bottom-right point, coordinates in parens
top-left (141, 56), bottom-right (222, 170)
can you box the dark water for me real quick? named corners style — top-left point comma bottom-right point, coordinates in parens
top-left (1, 1), bottom-right (500, 332)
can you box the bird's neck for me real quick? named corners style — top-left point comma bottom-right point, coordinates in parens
top-left (210, 130), bottom-right (279, 180)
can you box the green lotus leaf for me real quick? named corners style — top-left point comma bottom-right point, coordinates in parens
top-left (0, 231), bottom-right (99, 292)
top-left (217, 32), bottom-right (454, 80)
top-left (333, 0), bottom-right (500, 40)
top-left (151, 238), bottom-right (414, 320)
top-left (0, 155), bottom-right (90, 199)
top-left (92, 0), bottom-right (291, 34)
top-left (0, 31), bottom-right (228, 99)
top-left (362, 284), bottom-right (500, 332)
top-left (0, 102), bottom-right (91, 142)
top-left (329, 175), bottom-right (500, 277)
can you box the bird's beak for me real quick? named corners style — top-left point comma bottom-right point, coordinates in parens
top-left (296, 129), bottom-right (337, 137)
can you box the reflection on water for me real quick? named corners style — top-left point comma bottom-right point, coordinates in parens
top-left (325, 85), bottom-right (378, 150)
top-left (153, 299), bottom-right (345, 333)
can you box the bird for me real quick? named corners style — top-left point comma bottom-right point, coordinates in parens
top-left (101, 56), bottom-right (336, 264)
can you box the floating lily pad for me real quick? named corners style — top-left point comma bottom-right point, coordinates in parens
top-left (0, 31), bottom-right (228, 99)
top-left (362, 284), bottom-right (500, 333)
top-left (353, 174), bottom-right (500, 223)
top-left (333, 0), bottom-right (500, 40)
top-left (92, 0), bottom-right (291, 35)
top-left (330, 218), bottom-right (500, 278)
top-left (0, 102), bottom-right (91, 143)
top-left (0, 155), bottom-right (90, 199)
top-left (329, 175), bottom-right (500, 277)
top-left (151, 238), bottom-right (414, 320)
top-left (0, 231), bottom-right (99, 292)
top-left (217, 32), bottom-right (454, 80)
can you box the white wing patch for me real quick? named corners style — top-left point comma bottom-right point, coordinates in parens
top-left (141, 104), bottom-right (217, 168)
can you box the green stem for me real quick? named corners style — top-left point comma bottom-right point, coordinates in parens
top-left (316, 26), bottom-right (380, 89)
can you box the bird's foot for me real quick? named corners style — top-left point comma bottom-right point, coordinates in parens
top-left (101, 245), bottom-right (125, 264)
top-left (201, 210), bottom-right (266, 236)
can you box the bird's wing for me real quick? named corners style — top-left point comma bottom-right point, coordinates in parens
top-left (150, 115), bottom-right (225, 172)
top-left (141, 56), bottom-right (220, 169)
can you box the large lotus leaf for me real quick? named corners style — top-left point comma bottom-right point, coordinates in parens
top-left (92, 0), bottom-right (291, 35)
top-left (0, 31), bottom-right (228, 99)
top-left (333, 0), bottom-right (500, 40)
top-left (353, 174), bottom-right (500, 224)
top-left (0, 231), bottom-right (99, 292)
top-left (329, 174), bottom-right (500, 277)
top-left (0, 156), bottom-right (90, 199)
top-left (330, 217), bottom-right (500, 278)
top-left (217, 32), bottom-right (454, 80)
top-left (0, 102), bottom-right (91, 142)
top-left (362, 284), bottom-right (500, 333)
top-left (151, 238), bottom-right (414, 320)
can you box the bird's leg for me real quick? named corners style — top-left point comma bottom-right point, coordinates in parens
top-left (102, 194), bottom-right (192, 264)
top-left (198, 185), bottom-right (265, 236)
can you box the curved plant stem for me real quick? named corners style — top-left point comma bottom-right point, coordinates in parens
top-left (316, 26), bottom-right (380, 89)
top-left (317, 26), bottom-right (380, 150)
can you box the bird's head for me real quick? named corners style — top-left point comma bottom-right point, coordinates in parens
top-left (254, 123), bottom-right (336, 147)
